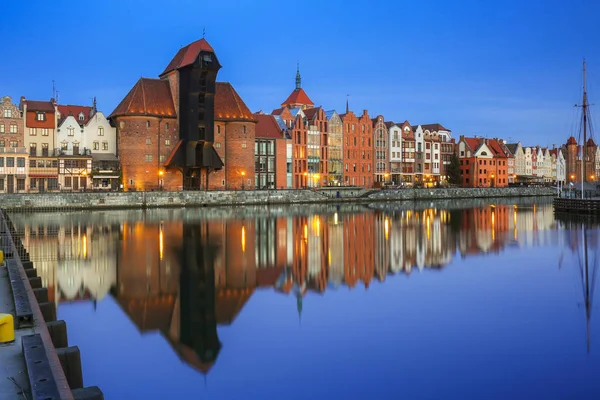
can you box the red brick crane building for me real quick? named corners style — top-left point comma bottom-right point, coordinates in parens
top-left (109, 38), bottom-right (256, 191)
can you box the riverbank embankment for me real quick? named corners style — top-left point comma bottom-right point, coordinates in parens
top-left (0, 187), bottom-right (556, 211)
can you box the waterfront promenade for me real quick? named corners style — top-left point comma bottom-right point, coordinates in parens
top-left (0, 186), bottom-right (555, 211)
top-left (0, 210), bottom-right (103, 400)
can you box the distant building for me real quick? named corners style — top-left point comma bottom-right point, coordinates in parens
top-left (372, 115), bottom-right (388, 185)
top-left (325, 110), bottom-right (343, 186)
top-left (457, 136), bottom-right (509, 187)
top-left (253, 113), bottom-right (288, 189)
top-left (0, 96), bottom-right (24, 149)
top-left (21, 98), bottom-right (59, 191)
top-left (387, 121), bottom-right (402, 184)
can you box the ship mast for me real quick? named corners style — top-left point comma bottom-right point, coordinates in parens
top-left (581, 59), bottom-right (588, 198)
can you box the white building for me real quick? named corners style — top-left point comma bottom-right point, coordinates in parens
top-left (57, 101), bottom-right (119, 190)
top-left (388, 122), bottom-right (401, 182)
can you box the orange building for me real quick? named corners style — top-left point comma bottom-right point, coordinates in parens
top-left (341, 109), bottom-right (373, 187)
top-left (457, 136), bottom-right (509, 188)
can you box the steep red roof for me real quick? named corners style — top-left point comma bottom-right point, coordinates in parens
top-left (24, 100), bottom-right (55, 112)
top-left (587, 138), bottom-right (596, 146)
top-left (271, 107), bottom-right (285, 116)
top-left (215, 82), bottom-right (255, 121)
top-left (58, 105), bottom-right (94, 125)
top-left (281, 88), bottom-right (313, 108)
top-left (487, 139), bottom-right (508, 157)
top-left (254, 114), bottom-right (284, 139)
top-left (109, 78), bottom-right (176, 119)
top-left (463, 137), bottom-right (480, 152)
top-left (567, 136), bottom-right (577, 145)
top-left (160, 38), bottom-right (216, 77)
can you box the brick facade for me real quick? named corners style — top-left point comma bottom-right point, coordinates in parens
top-left (116, 116), bottom-right (181, 191)
top-left (0, 96), bottom-right (24, 149)
top-left (211, 121), bottom-right (256, 190)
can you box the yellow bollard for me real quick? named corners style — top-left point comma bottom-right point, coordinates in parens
top-left (0, 250), bottom-right (4, 265)
top-left (0, 313), bottom-right (15, 343)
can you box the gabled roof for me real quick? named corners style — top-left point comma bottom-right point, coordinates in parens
top-left (160, 38), bottom-right (216, 77)
top-left (271, 107), bottom-right (286, 116)
top-left (385, 121), bottom-right (397, 129)
top-left (281, 88), bottom-right (313, 108)
top-left (567, 136), bottom-right (577, 145)
top-left (215, 82), bottom-right (255, 122)
top-left (254, 114), bottom-right (285, 139)
top-left (273, 115), bottom-right (289, 132)
top-left (325, 110), bottom-right (338, 120)
top-left (303, 107), bottom-right (320, 120)
top-left (418, 123), bottom-right (451, 132)
top-left (487, 139), bottom-right (508, 157)
top-left (463, 137), bottom-right (481, 152)
top-left (58, 105), bottom-right (94, 126)
top-left (505, 143), bottom-right (518, 155)
top-left (109, 78), bottom-right (176, 118)
top-left (23, 100), bottom-right (55, 113)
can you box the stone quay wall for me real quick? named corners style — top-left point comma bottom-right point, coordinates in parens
top-left (0, 187), bottom-right (556, 211)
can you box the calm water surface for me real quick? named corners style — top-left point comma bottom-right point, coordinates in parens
top-left (9, 198), bottom-right (600, 399)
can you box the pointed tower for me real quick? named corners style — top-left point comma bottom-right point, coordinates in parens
top-left (281, 63), bottom-right (314, 110)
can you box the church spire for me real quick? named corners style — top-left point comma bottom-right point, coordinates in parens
top-left (295, 62), bottom-right (301, 90)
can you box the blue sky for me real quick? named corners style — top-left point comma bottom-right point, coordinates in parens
top-left (2, 0), bottom-right (599, 147)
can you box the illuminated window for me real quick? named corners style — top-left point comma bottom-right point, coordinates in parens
top-left (3, 109), bottom-right (11, 118)
top-left (145, 154), bottom-right (153, 162)
top-left (10, 124), bottom-right (17, 133)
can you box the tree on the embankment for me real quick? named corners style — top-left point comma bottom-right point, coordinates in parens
top-left (448, 152), bottom-right (461, 185)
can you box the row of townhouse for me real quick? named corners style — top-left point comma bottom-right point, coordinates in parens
top-left (104, 38), bottom-right (461, 192)
top-left (457, 135), bottom-right (568, 188)
top-left (0, 96), bottom-right (118, 193)
top-left (3, 36), bottom-right (581, 194)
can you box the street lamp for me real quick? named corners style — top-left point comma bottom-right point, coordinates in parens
top-left (571, 174), bottom-right (575, 181)
top-left (158, 170), bottom-right (164, 191)
top-left (241, 171), bottom-right (246, 190)
top-left (490, 173), bottom-right (495, 188)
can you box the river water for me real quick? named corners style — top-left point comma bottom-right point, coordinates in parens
top-left (8, 198), bottom-right (600, 399)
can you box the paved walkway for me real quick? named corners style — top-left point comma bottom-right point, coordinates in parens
top-left (0, 261), bottom-right (32, 400)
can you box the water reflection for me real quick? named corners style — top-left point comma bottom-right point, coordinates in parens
top-left (8, 200), bottom-right (565, 371)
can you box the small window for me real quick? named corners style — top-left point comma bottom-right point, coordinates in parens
top-left (159, 155), bottom-right (165, 162)
top-left (93, 141), bottom-right (99, 150)
top-left (119, 121), bottom-right (125, 129)
top-left (242, 142), bottom-right (247, 149)
top-left (0, 124), bottom-right (4, 133)
top-left (165, 139), bottom-right (170, 146)
top-left (78, 112), bottom-right (85, 121)
top-left (146, 138), bottom-right (151, 145)
top-left (3, 109), bottom-right (12, 118)
top-left (145, 154), bottom-right (153, 162)
top-left (29, 128), bottom-right (37, 136)
top-left (165, 123), bottom-right (169, 130)
top-left (146, 121), bottom-right (151, 128)
top-left (242, 125), bottom-right (246, 134)
top-left (61, 142), bottom-right (68, 150)
top-left (215, 142), bottom-right (221, 149)
top-left (217, 125), bottom-right (221, 134)
top-left (102, 142), bottom-right (108, 150)
top-left (67, 127), bottom-right (74, 136)
top-left (98, 127), bottom-right (104, 136)
top-left (9, 124), bottom-right (17, 134)
top-left (36, 112), bottom-right (45, 121)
